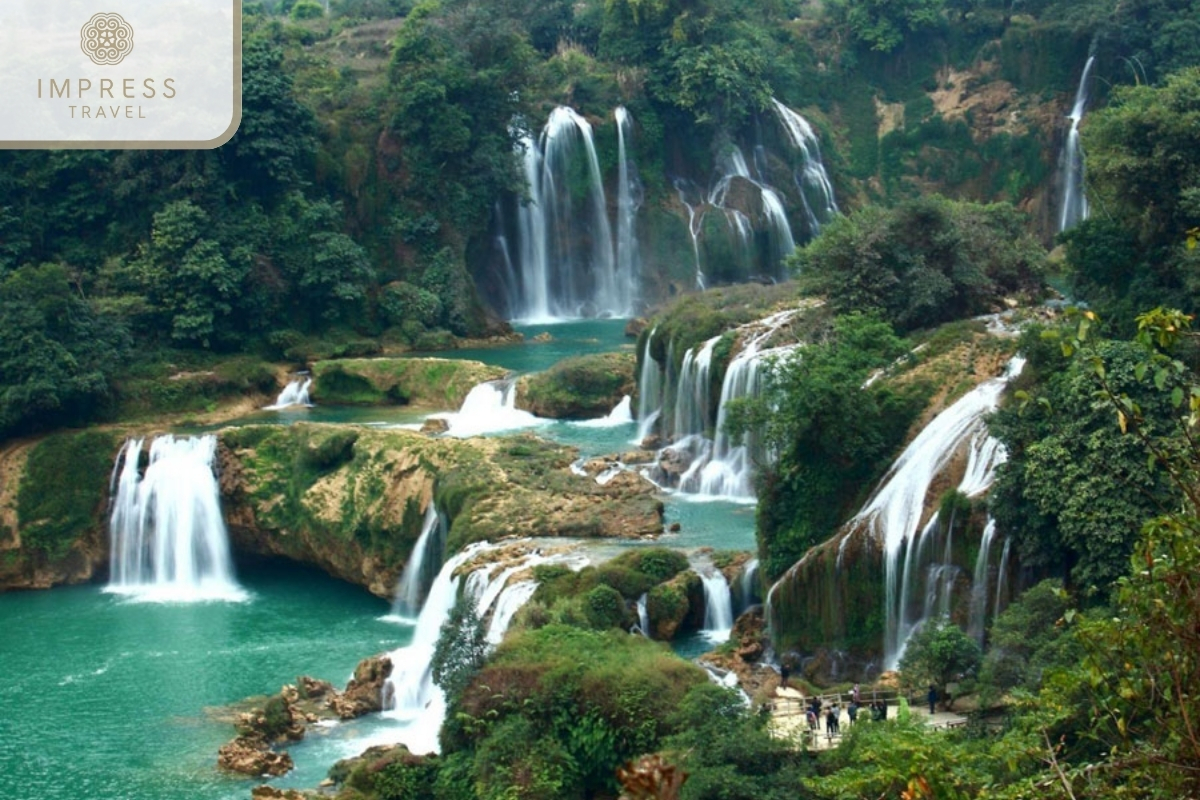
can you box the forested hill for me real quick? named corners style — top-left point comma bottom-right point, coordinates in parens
top-left (2, 0), bottom-right (1199, 440)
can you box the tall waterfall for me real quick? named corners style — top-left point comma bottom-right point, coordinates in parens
top-left (673, 178), bottom-right (707, 290)
top-left (505, 107), bottom-right (631, 320)
top-left (770, 99), bottom-right (839, 236)
top-left (107, 435), bottom-right (245, 602)
top-left (264, 378), bottom-right (312, 410)
top-left (391, 505), bottom-right (445, 620)
top-left (700, 569), bottom-right (734, 643)
top-left (739, 558), bottom-right (759, 612)
top-left (709, 146), bottom-right (795, 278)
top-left (847, 358), bottom-right (1025, 668)
top-left (1059, 56), bottom-right (1096, 232)
top-left (615, 106), bottom-right (642, 305)
top-left (967, 517), bottom-right (999, 642)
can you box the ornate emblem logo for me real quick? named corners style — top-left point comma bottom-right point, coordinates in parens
top-left (80, 12), bottom-right (134, 66)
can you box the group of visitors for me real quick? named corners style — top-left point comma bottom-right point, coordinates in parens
top-left (802, 684), bottom-right (890, 738)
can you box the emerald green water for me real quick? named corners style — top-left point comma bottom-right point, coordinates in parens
top-left (0, 564), bottom-right (407, 800)
top-left (423, 319), bottom-right (635, 373)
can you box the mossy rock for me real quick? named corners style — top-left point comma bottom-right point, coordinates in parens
top-left (646, 570), bottom-right (703, 640)
top-left (514, 352), bottom-right (636, 419)
top-left (310, 357), bottom-right (506, 409)
top-left (0, 430), bottom-right (117, 590)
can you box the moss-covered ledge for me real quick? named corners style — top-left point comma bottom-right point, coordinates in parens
top-left (0, 430), bottom-right (117, 591)
top-left (309, 358), bottom-right (506, 409)
top-left (514, 352), bottom-right (636, 419)
top-left (219, 424), bottom-right (663, 598)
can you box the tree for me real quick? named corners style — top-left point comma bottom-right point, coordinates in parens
top-left (431, 595), bottom-right (488, 704)
top-left (898, 617), bottom-right (982, 709)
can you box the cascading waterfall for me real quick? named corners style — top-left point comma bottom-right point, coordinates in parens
top-left (995, 536), bottom-right (1013, 619)
top-left (1059, 56), bottom-right (1096, 233)
top-left (770, 98), bottom-right (839, 236)
top-left (636, 326), bottom-right (663, 444)
top-left (107, 435), bottom-right (245, 602)
top-left (485, 581), bottom-right (539, 645)
top-left (506, 107), bottom-right (630, 320)
top-left (700, 569), bottom-right (734, 643)
top-left (673, 178), bottom-right (706, 290)
top-left (381, 542), bottom-right (494, 755)
top-left (432, 379), bottom-right (545, 438)
top-left (390, 505), bottom-right (446, 620)
top-left (848, 357), bottom-right (1025, 668)
top-left (709, 146), bottom-right (795, 277)
top-left (615, 106), bottom-right (642, 307)
top-left (264, 377), bottom-right (312, 410)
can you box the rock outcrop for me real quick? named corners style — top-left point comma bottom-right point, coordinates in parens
top-left (330, 655), bottom-right (392, 720)
top-left (515, 352), bottom-right (636, 419)
top-left (310, 357), bottom-right (506, 408)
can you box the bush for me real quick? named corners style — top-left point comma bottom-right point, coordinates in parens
top-left (379, 281), bottom-right (443, 329)
top-left (290, 0), bottom-right (325, 20)
top-left (583, 584), bottom-right (628, 630)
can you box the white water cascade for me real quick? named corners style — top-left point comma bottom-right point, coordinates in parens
top-left (636, 327), bottom-right (663, 444)
top-left (380, 542), bottom-right (493, 755)
top-left (700, 569), bottom-right (734, 643)
top-left (506, 107), bottom-right (631, 320)
top-left (967, 517), bottom-right (999, 642)
top-left (770, 99), bottom-right (839, 236)
top-left (574, 395), bottom-right (634, 428)
top-left (1059, 56), bottom-right (1096, 232)
top-left (107, 435), bottom-right (245, 602)
top-left (848, 357), bottom-right (1025, 668)
top-left (739, 558), bottom-right (759, 612)
top-left (432, 379), bottom-right (546, 438)
top-left (264, 377), bottom-right (312, 410)
top-left (673, 178), bottom-right (707, 290)
top-left (390, 505), bottom-right (446, 621)
top-left (634, 592), bottom-right (651, 637)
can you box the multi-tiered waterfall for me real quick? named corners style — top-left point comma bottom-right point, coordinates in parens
top-left (380, 541), bottom-right (575, 754)
top-left (107, 435), bottom-right (245, 602)
top-left (847, 358), bottom-right (1025, 667)
top-left (639, 310), bottom-right (801, 501)
top-left (1059, 56), bottom-right (1096, 232)
top-left (504, 107), bottom-right (637, 321)
top-left (390, 505), bottom-right (446, 621)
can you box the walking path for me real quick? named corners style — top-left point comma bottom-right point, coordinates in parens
top-left (766, 687), bottom-right (969, 751)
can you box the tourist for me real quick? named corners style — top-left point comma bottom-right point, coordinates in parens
top-left (852, 683), bottom-right (861, 705)
top-left (848, 701), bottom-right (858, 725)
top-left (780, 662), bottom-right (790, 689)
top-left (928, 685), bottom-right (937, 715)
top-left (826, 704), bottom-right (840, 736)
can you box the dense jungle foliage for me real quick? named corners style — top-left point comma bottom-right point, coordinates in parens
top-left (4, 0), bottom-right (1200, 798)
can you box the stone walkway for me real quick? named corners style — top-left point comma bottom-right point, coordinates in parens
top-left (766, 687), bottom-right (968, 751)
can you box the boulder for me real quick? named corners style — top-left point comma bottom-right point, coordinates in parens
top-left (251, 786), bottom-right (309, 800)
top-left (217, 734), bottom-right (294, 777)
top-left (420, 417), bottom-right (450, 435)
top-left (330, 654), bottom-right (392, 720)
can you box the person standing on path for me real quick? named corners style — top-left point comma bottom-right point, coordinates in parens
top-left (928, 685), bottom-right (937, 715)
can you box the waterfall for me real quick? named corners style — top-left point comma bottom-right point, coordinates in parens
top-left (507, 107), bottom-right (629, 320)
top-left (381, 542), bottom-right (493, 755)
top-left (673, 178), bottom-right (706, 290)
top-left (848, 358), bottom-right (1025, 668)
top-left (700, 569), bottom-right (734, 643)
top-left (615, 106), bottom-right (642, 309)
top-left (967, 517), bottom-right (998, 642)
top-left (634, 592), bottom-right (650, 637)
top-left (770, 98), bottom-right (839, 237)
top-left (106, 435), bottom-right (245, 603)
top-left (264, 377), bottom-right (312, 410)
top-left (995, 536), bottom-right (1012, 620)
top-left (670, 310), bottom-right (800, 500)
top-left (486, 581), bottom-right (539, 645)
top-left (390, 505), bottom-right (445, 621)
top-left (1059, 56), bottom-right (1096, 233)
top-left (739, 558), bottom-right (759, 612)
top-left (574, 395), bottom-right (634, 428)
top-left (431, 379), bottom-right (545, 438)
top-left (636, 327), bottom-right (663, 444)
top-left (710, 145), bottom-right (795, 278)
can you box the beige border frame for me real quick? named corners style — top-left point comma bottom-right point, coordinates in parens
top-left (1, 0), bottom-right (242, 150)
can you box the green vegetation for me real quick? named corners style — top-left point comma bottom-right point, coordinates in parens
top-left (793, 196), bottom-right (1046, 334)
top-left (432, 596), bottom-right (489, 703)
top-left (311, 357), bottom-right (505, 407)
top-left (897, 617), bottom-right (982, 708)
top-left (516, 352), bottom-right (635, 419)
top-left (15, 430), bottom-right (118, 556)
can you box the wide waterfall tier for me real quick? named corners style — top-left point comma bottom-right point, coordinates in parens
top-left (1059, 56), bottom-right (1096, 232)
top-left (641, 309), bottom-right (802, 501)
top-left (502, 106), bottom-right (635, 321)
top-left (107, 435), bottom-right (246, 603)
top-left (264, 377), bottom-right (312, 410)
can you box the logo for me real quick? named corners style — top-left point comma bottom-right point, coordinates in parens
top-left (80, 12), bottom-right (134, 66)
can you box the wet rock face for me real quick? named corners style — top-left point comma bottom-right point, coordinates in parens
top-left (330, 654), bottom-right (393, 720)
